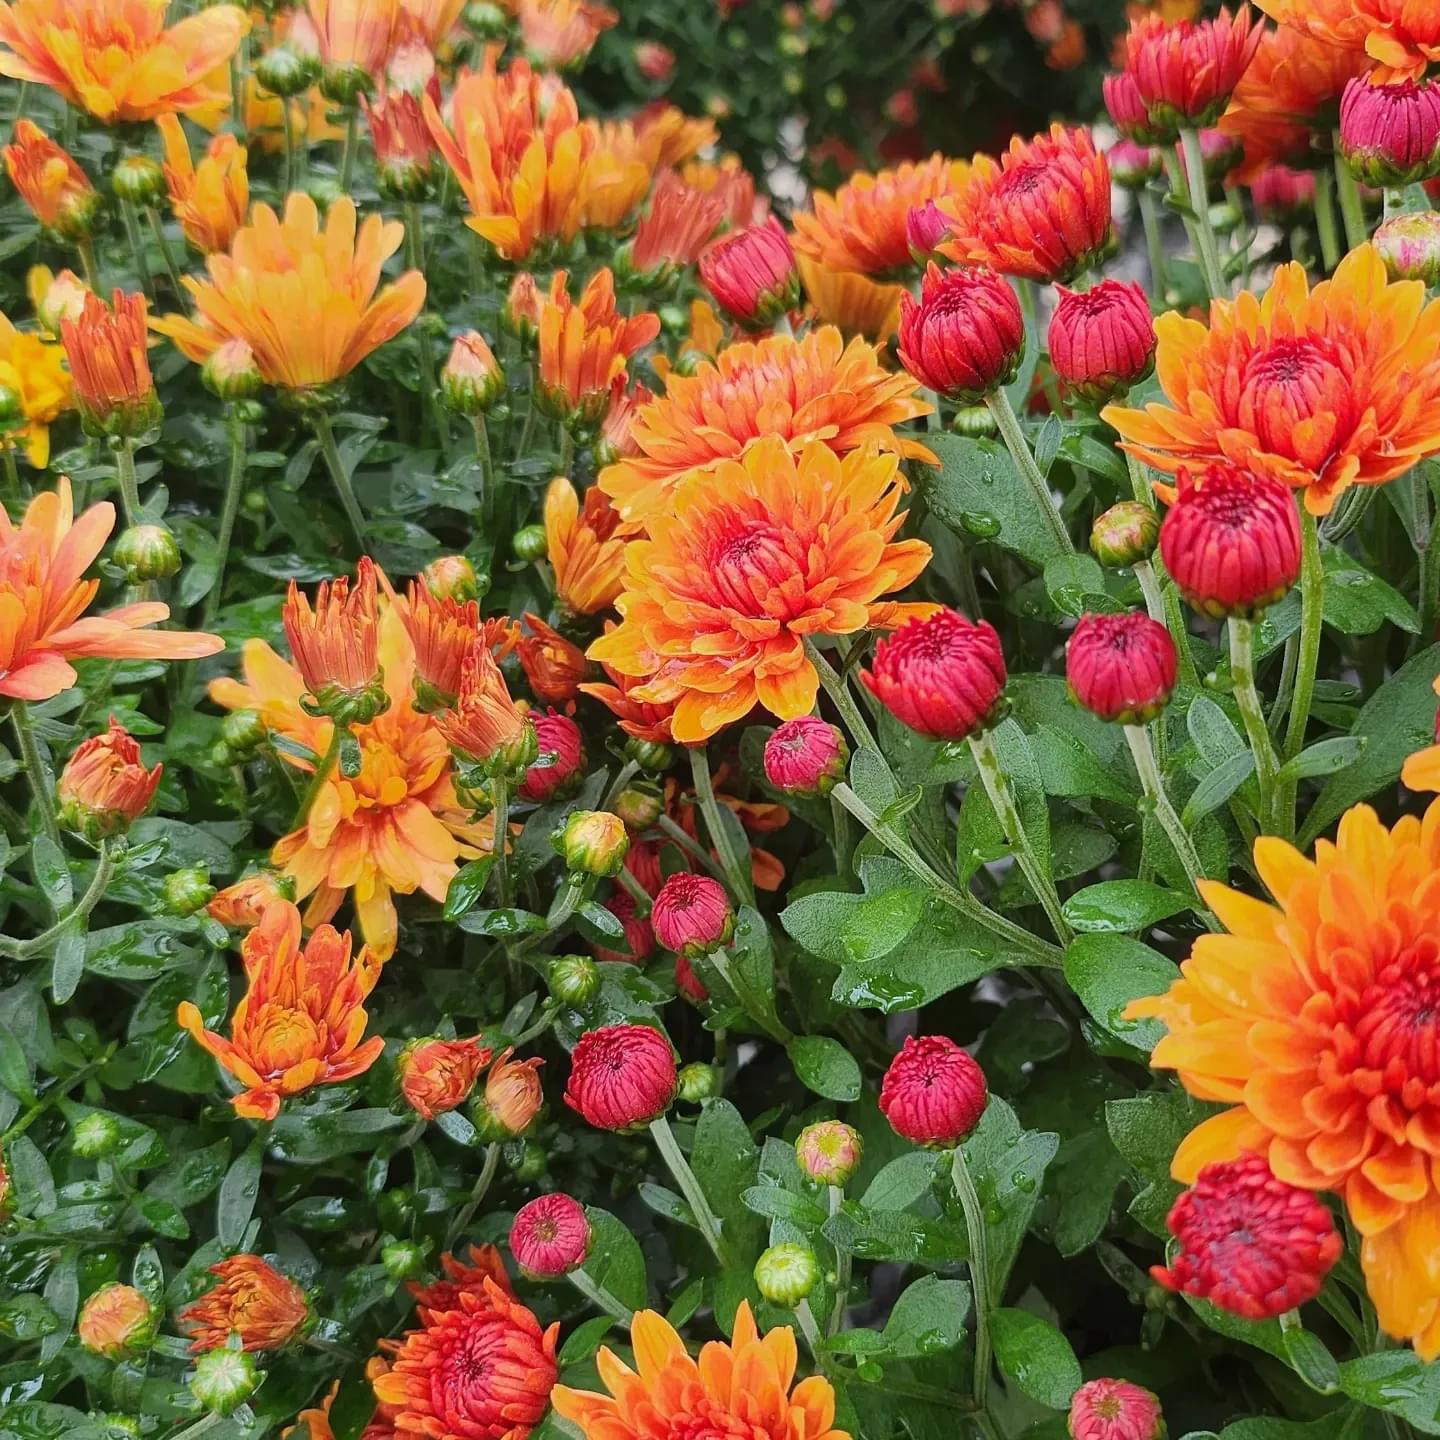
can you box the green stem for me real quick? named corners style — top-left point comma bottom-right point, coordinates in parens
top-left (1178, 129), bottom-right (1228, 300)
top-left (649, 1114), bottom-right (726, 1263)
top-left (984, 387), bottom-right (1073, 554)
top-left (568, 1269), bottom-right (634, 1325)
top-left (445, 1142), bottom-right (501, 1247)
top-left (281, 95), bottom-right (297, 194)
top-left (951, 1145), bottom-right (994, 1413)
top-left (1134, 560), bottom-right (1165, 626)
top-left (689, 746), bottom-right (754, 907)
top-left (114, 438), bottom-right (141, 526)
top-left (559, 427), bottom-right (575, 479)
top-left (293, 727), bottom-right (343, 828)
top-left (827, 1186), bottom-right (850, 1336)
top-left (967, 729), bottom-right (1072, 945)
top-left (654, 814), bottom-right (729, 883)
top-left (1125, 450), bottom-right (1153, 508)
top-left (2, 447), bottom-right (20, 508)
top-left (1314, 168), bottom-right (1341, 273)
top-left (120, 199), bottom-right (153, 302)
top-left (1283, 509), bottom-right (1323, 767)
top-left (830, 792), bottom-right (854, 878)
top-left (404, 204), bottom-right (448, 454)
top-left (490, 776), bottom-right (512, 907)
top-left (0, 840), bottom-right (115, 960)
top-left (0, 1048), bottom-right (114, 1145)
top-left (614, 864), bottom-right (652, 913)
top-left (11, 702), bottom-right (62, 852)
top-left (75, 235), bottom-right (98, 291)
top-left (705, 945), bottom-right (792, 1044)
top-left (1137, 187), bottom-right (1169, 297)
top-left (170, 1411), bottom-right (226, 1440)
top-left (1123, 725), bottom-right (1212, 912)
top-left (1334, 138), bottom-right (1368, 252)
top-left (1417, 472), bottom-right (1439, 651)
top-left (201, 406), bottom-right (247, 629)
top-left (1229, 618), bottom-right (1282, 832)
top-left (146, 209), bottom-right (185, 297)
top-left (472, 414), bottom-right (494, 527)
top-left (311, 410), bottom-right (368, 553)
top-left (509, 999), bottom-right (560, 1049)
top-left (339, 107), bottom-right (360, 190)
top-left (794, 1299), bottom-right (823, 1359)
top-left (601, 758), bottom-right (639, 811)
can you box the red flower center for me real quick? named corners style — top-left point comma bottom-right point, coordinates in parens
top-left (1351, 944), bottom-right (1440, 1086)
top-left (1240, 336), bottom-right (1354, 454)
top-left (711, 521), bottom-right (798, 613)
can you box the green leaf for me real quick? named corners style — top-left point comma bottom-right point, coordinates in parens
top-left (692, 1099), bottom-right (765, 1261)
top-left (860, 1151), bottom-right (938, 1211)
top-left (781, 876), bottom-right (922, 966)
top-left (1275, 735), bottom-right (1366, 784)
top-left (0, 1293), bottom-right (60, 1341)
top-left (1043, 554), bottom-right (1117, 618)
top-left (990, 1307), bottom-right (1082, 1409)
top-left (822, 1201), bottom-right (970, 1265)
top-left (1282, 1324), bottom-right (1340, 1394)
top-left (1062, 879), bottom-right (1191, 934)
top-left (1322, 553), bottom-right (1419, 635)
top-left (1063, 935), bottom-right (1177, 1052)
top-left (31, 835), bottom-right (72, 913)
top-left (0, 1021), bottom-right (36, 1103)
top-left (882, 1275), bottom-right (971, 1357)
top-left (740, 1185), bottom-right (827, 1229)
top-left (1182, 750), bottom-right (1255, 825)
top-left (443, 858), bottom-right (497, 920)
top-left (456, 907), bottom-right (546, 938)
top-left (131, 1245), bottom-right (164, 1306)
top-left (580, 1207), bottom-right (648, 1311)
top-left (1029, 724), bottom-right (1136, 804)
top-left (39, 1250), bottom-right (78, 1363)
top-left (925, 433), bottom-right (1072, 569)
top-left (217, 1137), bottom-right (264, 1251)
top-left (787, 1036), bottom-right (862, 1102)
top-left (50, 929), bottom-right (85, 1005)
top-left (1338, 1350), bottom-right (1440, 1435)
top-left (559, 1315), bottom-right (617, 1367)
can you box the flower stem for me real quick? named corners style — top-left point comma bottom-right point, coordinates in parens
top-left (1178, 129), bottom-right (1228, 300)
top-left (311, 409), bottom-right (368, 554)
top-left (120, 199), bottom-right (154, 302)
top-left (339, 107), bottom-right (360, 189)
top-left (1125, 450), bottom-right (1153, 507)
top-left (201, 405), bottom-right (247, 629)
top-left (649, 1114), bottom-right (727, 1263)
top-left (0, 839), bottom-right (115, 960)
top-left (445, 1142), bottom-right (501, 1247)
top-left (472, 414), bottom-right (494, 528)
top-left (11, 701), bottom-right (62, 852)
top-left (114, 437), bottom-right (142, 526)
top-left (1134, 559), bottom-right (1165, 626)
top-left (830, 792), bottom-right (854, 878)
top-left (1137, 187), bottom-right (1169, 297)
top-left (705, 945), bottom-right (792, 1044)
top-left (689, 746), bottom-right (754, 908)
top-left (294, 726), bottom-right (343, 828)
top-left (1314, 168), bottom-right (1341, 273)
top-left (951, 1144), bottom-right (994, 1413)
top-left (559, 427), bottom-right (574, 479)
top-left (1283, 508), bottom-right (1323, 764)
top-left (984, 387), bottom-right (1073, 555)
top-left (1122, 724), bottom-right (1212, 913)
top-left (1333, 137), bottom-right (1368, 253)
top-left (490, 775), bottom-right (512, 907)
top-left (75, 235), bottom-right (99, 291)
top-left (2, 447), bottom-right (20, 508)
top-left (967, 728), bottom-right (1072, 945)
top-left (827, 1185), bottom-right (850, 1336)
top-left (794, 1299), bottom-right (823, 1359)
top-left (568, 1268), bottom-right (634, 1325)
top-left (146, 208), bottom-right (185, 298)
top-left (404, 203), bottom-right (449, 455)
top-left (1229, 617), bottom-right (1281, 832)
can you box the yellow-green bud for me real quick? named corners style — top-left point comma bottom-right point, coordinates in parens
top-left (72, 1111), bottom-right (122, 1158)
top-left (319, 62), bottom-right (373, 106)
top-left (190, 1346), bottom-right (258, 1415)
top-left (0, 385), bottom-right (24, 431)
top-left (613, 783), bottom-right (663, 832)
top-left (513, 1139), bottom-right (547, 1183)
top-left (794, 1120), bottom-right (863, 1187)
top-left (423, 554), bottom-right (480, 602)
top-left (255, 44), bottom-right (319, 97)
top-left (113, 524), bottom-right (181, 584)
top-left (548, 954), bottom-right (599, 1006)
top-left (78, 1282), bottom-right (157, 1359)
top-left (512, 524), bottom-right (548, 562)
top-left (111, 155), bottom-right (166, 207)
top-left (1089, 501), bottom-right (1159, 569)
top-left (441, 333), bottom-right (505, 415)
top-left (953, 404), bottom-right (999, 437)
top-left (202, 338), bottom-right (263, 401)
top-left (676, 1062), bottom-right (719, 1103)
top-left (753, 1242), bottom-right (819, 1307)
top-left (162, 867), bottom-right (216, 918)
top-left (558, 810), bottom-right (629, 877)
top-left (381, 1239), bottom-right (428, 1281)
top-left (220, 708), bottom-right (267, 756)
top-left (464, 0), bottom-right (509, 38)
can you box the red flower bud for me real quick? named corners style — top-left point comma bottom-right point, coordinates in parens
top-left (1248, 164), bottom-right (1316, 224)
top-left (1152, 1153), bottom-right (1342, 1320)
top-left (863, 608), bottom-right (1007, 742)
top-left (763, 717), bottom-right (848, 797)
top-left (398, 1036), bottom-right (491, 1121)
top-left (651, 872), bottom-right (734, 958)
top-left (518, 710), bottom-right (585, 803)
top-left (1048, 279), bottom-right (1156, 404)
top-left (510, 1193), bottom-right (590, 1278)
top-left (1065, 611), bottom-right (1176, 724)
top-left (698, 217), bottom-right (800, 330)
top-left (906, 200), bottom-right (951, 261)
top-left (879, 1035), bottom-right (988, 1148)
top-left (1340, 78), bottom-right (1440, 187)
top-left (898, 264), bottom-right (1024, 404)
top-left (564, 1024), bottom-right (676, 1131)
top-left (1068, 1378), bottom-right (1166, 1440)
top-left (1103, 72), bottom-right (1168, 147)
top-left (1107, 138), bottom-right (1163, 189)
top-left (1158, 464), bottom-right (1302, 618)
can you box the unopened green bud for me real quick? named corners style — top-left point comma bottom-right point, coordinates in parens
top-left (613, 784), bottom-right (663, 832)
top-left (754, 1242), bottom-right (819, 1307)
top-left (254, 44), bottom-right (319, 97)
top-left (512, 1139), bottom-right (546, 1183)
top-left (512, 524), bottom-right (548, 562)
top-left (202, 338), bottom-right (263, 401)
top-left (381, 1239), bottom-right (427, 1281)
top-left (558, 810), bottom-right (629, 877)
top-left (113, 524), bottom-right (181, 584)
top-left (625, 738), bottom-right (674, 773)
top-left (0, 385), bottom-right (25, 430)
top-left (464, 0), bottom-right (509, 38)
top-left (953, 404), bottom-right (999, 437)
top-left (163, 867), bottom-right (216, 918)
top-left (319, 62), bottom-right (373, 106)
top-left (1090, 501), bottom-right (1159, 569)
top-left (676, 1062), bottom-right (719, 1103)
top-left (220, 708), bottom-right (267, 756)
top-left (190, 1346), bottom-right (258, 1416)
top-left (547, 954), bottom-right (599, 1006)
top-left (72, 1112), bottom-right (122, 1159)
top-left (111, 155), bottom-right (166, 206)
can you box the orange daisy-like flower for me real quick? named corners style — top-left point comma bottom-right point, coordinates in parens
top-left (283, 556), bottom-right (384, 720)
top-left (423, 50), bottom-right (594, 263)
top-left (589, 437), bottom-right (932, 744)
top-left (396, 579), bottom-right (479, 710)
top-left (797, 255), bottom-right (904, 345)
top-left (680, 154), bottom-right (761, 229)
top-left (1104, 245), bottom-right (1440, 516)
top-left (517, 0), bottom-right (616, 71)
top-left (598, 325), bottom-right (935, 524)
top-left (181, 1254), bottom-right (310, 1352)
top-left (791, 154), bottom-right (968, 278)
top-left (0, 0), bottom-right (248, 125)
top-left (0, 479), bottom-right (222, 702)
top-left (579, 626), bottom-right (677, 746)
top-left (208, 605), bottom-right (501, 960)
top-left (156, 115), bottom-right (249, 255)
top-left (177, 901), bottom-right (385, 1121)
top-left (374, 1279), bottom-right (558, 1440)
top-left (634, 102), bottom-right (717, 170)
top-left (630, 170), bottom-right (727, 271)
top-left (536, 269), bottom-right (659, 426)
top-left (1128, 798), bottom-right (1440, 1358)
top-left (3, 121), bottom-right (98, 237)
top-left (434, 643), bottom-right (533, 767)
top-left (1256, 0), bottom-right (1440, 84)
top-left (939, 123), bottom-right (1112, 284)
top-left (0, 310), bottom-right (72, 467)
top-left (553, 1301), bottom-right (849, 1440)
top-left (1220, 24), bottom-right (1373, 179)
top-left (153, 193), bottom-right (425, 392)
top-left (305, 0), bottom-right (401, 86)
top-left (514, 614), bottom-right (587, 703)
top-left (543, 475), bottom-right (632, 616)
top-left (577, 124), bottom-right (652, 231)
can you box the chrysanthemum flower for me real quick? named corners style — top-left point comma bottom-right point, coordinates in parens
top-left (590, 438), bottom-right (932, 743)
top-left (797, 256), bottom-right (904, 345)
top-left (0, 312), bottom-right (71, 467)
top-left (634, 102), bottom-right (717, 170)
top-left (397, 0), bottom-right (462, 49)
top-left (408, 1244), bottom-right (512, 1313)
top-left (435, 644), bottom-right (534, 771)
top-left (57, 719), bottom-right (162, 841)
top-left (156, 116), bottom-right (249, 255)
top-left (791, 154), bottom-right (969, 277)
top-left (397, 580), bottom-right (480, 710)
top-left (553, 1302), bottom-right (850, 1440)
top-left (423, 51), bottom-right (594, 262)
top-left (630, 170), bottom-right (727, 272)
top-left (576, 126), bottom-right (652, 232)
top-left (3, 121), bottom-right (98, 238)
top-left (514, 615), bottom-right (587, 705)
top-left (543, 475), bottom-right (632, 616)
top-left (1104, 245), bottom-right (1440, 516)
top-left (510, 1193), bottom-right (589, 1278)
top-left (177, 900), bottom-right (386, 1120)
top-left (535, 269), bottom-right (659, 426)
top-left (475, 1046), bottom-right (545, 1139)
top-left (596, 378), bottom-right (651, 465)
top-left (181, 1254), bottom-right (309, 1353)
top-left (680, 153), bottom-right (760, 228)
top-left (152, 194), bottom-right (425, 392)
top-left (374, 1280), bottom-right (559, 1440)
top-left (0, 479), bottom-right (222, 701)
top-left (517, 0), bottom-right (616, 70)
top-left (0, 0), bottom-right (248, 125)
top-left (940, 124), bottom-right (1113, 284)
top-left (1127, 797), bottom-right (1440, 1356)
top-left (207, 869), bottom-right (295, 929)
top-left (398, 1035), bottom-right (491, 1121)
top-left (1256, 0), bottom-right (1440, 84)
top-left (61, 289), bottom-right (161, 438)
top-left (209, 606), bottom-right (502, 959)
top-left (579, 635), bottom-right (677, 746)
top-left (305, 0), bottom-right (400, 96)
top-left (283, 556), bottom-right (386, 724)
top-left (598, 326), bottom-right (935, 524)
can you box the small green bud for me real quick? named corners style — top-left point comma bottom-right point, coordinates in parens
top-left (624, 737), bottom-right (674, 773)
top-left (676, 1062), bottom-right (718, 1104)
top-left (111, 155), bottom-right (165, 206)
top-left (952, 404), bottom-right (999, 438)
top-left (162, 867), bottom-right (216, 918)
top-left (381, 1239), bottom-right (428, 1281)
top-left (202, 338), bottom-right (263, 401)
top-left (254, 44), bottom-right (319, 97)
top-left (511, 1139), bottom-right (546, 1183)
top-left (613, 783), bottom-right (663, 832)
top-left (304, 175), bottom-right (348, 213)
top-left (512, 524), bottom-right (548, 562)
top-left (0, 386), bottom-right (25, 431)
top-left (220, 708), bottom-right (267, 756)
top-left (190, 1346), bottom-right (258, 1416)
top-left (113, 524), bottom-right (181, 584)
top-left (1090, 501), bottom-right (1159, 569)
top-left (422, 554), bottom-right (480, 603)
top-left (794, 1120), bottom-right (863, 1187)
top-left (319, 62), bottom-right (373, 106)
top-left (463, 0), bottom-right (509, 38)
top-left (72, 1112), bottom-right (122, 1159)
top-left (547, 954), bottom-right (599, 1006)
top-left (754, 1242), bottom-right (819, 1307)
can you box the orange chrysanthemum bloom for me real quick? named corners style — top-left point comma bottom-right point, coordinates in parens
top-left (634, 102), bottom-right (717, 170)
top-left (1256, 0), bottom-right (1440, 83)
top-left (408, 1244), bottom-right (512, 1312)
top-left (1104, 245), bottom-right (1440, 516)
top-left (423, 51), bottom-right (594, 262)
top-left (554, 1302), bottom-right (849, 1440)
top-left (577, 125), bottom-right (652, 230)
top-left (284, 556), bottom-right (385, 723)
top-left (514, 614), bottom-right (587, 703)
top-left (207, 868), bottom-right (295, 929)
top-left (178, 901), bottom-right (384, 1121)
top-left (0, 311), bottom-right (72, 467)
top-left (791, 154), bottom-right (968, 278)
top-left (579, 628), bottom-right (677, 745)
top-left (1219, 25), bottom-right (1372, 179)
top-left (0, 479), bottom-right (222, 702)
top-left (434, 644), bottom-right (533, 767)
top-left (630, 170), bottom-right (726, 270)
top-left (940, 124), bottom-right (1112, 284)
top-left (57, 719), bottom-right (162, 840)
top-left (156, 115), bottom-right (249, 255)
top-left (680, 154), bottom-right (760, 229)
top-left (543, 475), bottom-right (632, 616)
top-left (374, 1279), bottom-right (559, 1440)
top-left (181, 1254), bottom-right (310, 1353)
top-left (61, 289), bottom-right (160, 437)
top-left (517, 0), bottom-right (616, 70)
top-left (0, 0), bottom-right (247, 125)
top-left (589, 438), bottom-right (932, 743)
top-left (153, 194), bottom-right (424, 392)
top-left (797, 255), bottom-right (904, 345)
top-left (599, 326), bottom-right (935, 524)
top-left (306, 0), bottom-right (401, 87)
top-left (1127, 798), bottom-right (1440, 1358)
top-left (3, 121), bottom-right (99, 237)
top-left (535, 269), bottom-right (659, 426)
top-left (209, 606), bottom-right (502, 959)
top-left (396, 580), bottom-right (479, 710)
